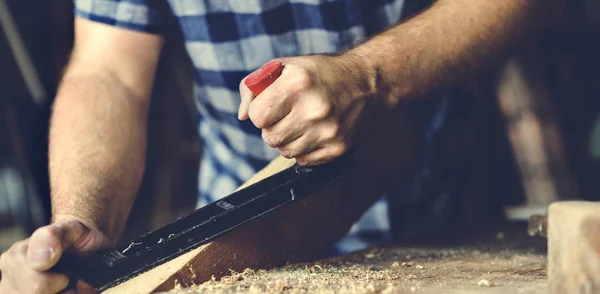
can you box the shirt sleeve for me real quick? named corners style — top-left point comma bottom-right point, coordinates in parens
top-left (74, 0), bottom-right (169, 34)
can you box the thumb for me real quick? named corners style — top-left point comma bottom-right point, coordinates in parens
top-left (238, 76), bottom-right (255, 120)
top-left (26, 220), bottom-right (87, 271)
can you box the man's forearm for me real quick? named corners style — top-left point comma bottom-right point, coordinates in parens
top-left (49, 71), bottom-right (149, 242)
top-left (350, 0), bottom-right (564, 107)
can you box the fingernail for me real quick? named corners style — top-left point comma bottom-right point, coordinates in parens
top-left (29, 248), bottom-right (54, 267)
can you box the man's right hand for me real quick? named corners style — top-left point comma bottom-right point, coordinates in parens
top-left (0, 217), bottom-right (111, 294)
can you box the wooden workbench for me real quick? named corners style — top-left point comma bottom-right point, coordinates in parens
top-left (161, 222), bottom-right (547, 294)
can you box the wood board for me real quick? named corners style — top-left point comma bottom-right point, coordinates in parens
top-left (100, 105), bottom-right (420, 294)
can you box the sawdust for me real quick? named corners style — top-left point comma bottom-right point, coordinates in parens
top-left (163, 223), bottom-right (547, 294)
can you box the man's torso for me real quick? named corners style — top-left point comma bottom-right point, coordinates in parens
top-left (168, 0), bottom-right (405, 204)
top-left (75, 0), bottom-right (406, 252)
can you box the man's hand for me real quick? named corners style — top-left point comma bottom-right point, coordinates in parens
top-left (0, 217), bottom-right (111, 294)
top-left (239, 54), bottom-right (376, 166)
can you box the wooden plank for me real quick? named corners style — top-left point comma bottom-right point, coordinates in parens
top-left (102, 156), bottom-right (371, 293)
top-left (101, 106), bottom-right (420, 294)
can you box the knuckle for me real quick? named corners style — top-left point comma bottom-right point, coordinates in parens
top-left (324, 124), bottom-right (340, 140)
top-left (35, 226), bottom-right (53, 238)
top-left (9, 240), bottom-right (27, 257)
top-left (270, 136), bottom-right (283, 147)
top-left (331, 143), bottom-right (347, 157)
top-left (260, 131), bottom-right (269, 147)
top-left (262, 131), bottom-right (280, 148)
top-left (4, 245), bottom-right (16, 259)
top-left (249, 108), bottom-right (266, 128)
top-left (30, 278), bottom-right (46, 294)
top-left (277, 145), bottom-right (296, 159)
top-left (0, 252), bottom-right (7, 269)
top-left (311, 103), bottom-right (332, 121)
top-left (34, 226), bottom-right (60, 245)
top-left (261, 131), bottom-right (270, 146)
top-left (293, 71), bottom-right (312, 90)
top-left (280, 149), bottom-right (295, 159)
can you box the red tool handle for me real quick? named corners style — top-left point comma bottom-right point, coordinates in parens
top-left (245, 60), bottom-right (284, 96)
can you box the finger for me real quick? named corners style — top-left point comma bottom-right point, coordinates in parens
top-left (261, 112), bottom-right (305, 148)
top-left (0, 240), bottom-right (68, 294)
top-left (238, 76), bottom-right (255, 121)
top-left (296, 144), bottom-right (347, 166)
top-left (275, 117), bottom-right (342, 157)
top-left (0, 282), bottom-right (16, 294)
top-left (1, 240), bottom-right (28, 291)
top-left (27, 221), bottom-right (87, 271)
top-left (27, 226), bottom-right (63, 271)
top-left (277, 133), bottom-right (322, 159)
top-left (248, 75), bottom-right (295, 129)
top-left (74, 279), bottom-right (98, 294)
top-left (27, 271), bottom-right (70, 294)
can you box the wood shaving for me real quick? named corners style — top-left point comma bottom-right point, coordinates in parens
top-left (188, 264), bottom-right (197, 284)
top-left (477, 279), bottom-right (498, 287)
top-left (173, 279), bottom-right (183, 290)
top-left (122, 242), bottom-right (142, 254)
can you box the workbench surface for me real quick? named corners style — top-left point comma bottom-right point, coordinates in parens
top-left (164, 223), bottom-right (546, 294)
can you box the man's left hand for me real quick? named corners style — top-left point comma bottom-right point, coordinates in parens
top-left (239, 54), bottom-right (376, 166)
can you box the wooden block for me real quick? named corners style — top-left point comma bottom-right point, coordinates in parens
top-left (548, 201), bottom-right (600, 294)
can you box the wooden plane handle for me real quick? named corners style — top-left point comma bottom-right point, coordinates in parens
top-left (245, 60), bottom-right (284, 95)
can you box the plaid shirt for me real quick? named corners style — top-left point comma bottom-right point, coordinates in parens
top-left (74, 0), bottom-right (408, 253)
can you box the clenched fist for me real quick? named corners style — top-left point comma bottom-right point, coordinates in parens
top-left (0, 217), bottom-right (111, 294)
top-left (239, 54), bottom-right (376, 166)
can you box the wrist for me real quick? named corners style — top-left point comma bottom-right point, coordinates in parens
top-left (341, 46), bottom-right (408, 110)
top-left (338, 49), bottom-right (380, 102)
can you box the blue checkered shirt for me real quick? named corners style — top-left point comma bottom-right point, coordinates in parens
top-left (74, 0), bottom-right (408, 253)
